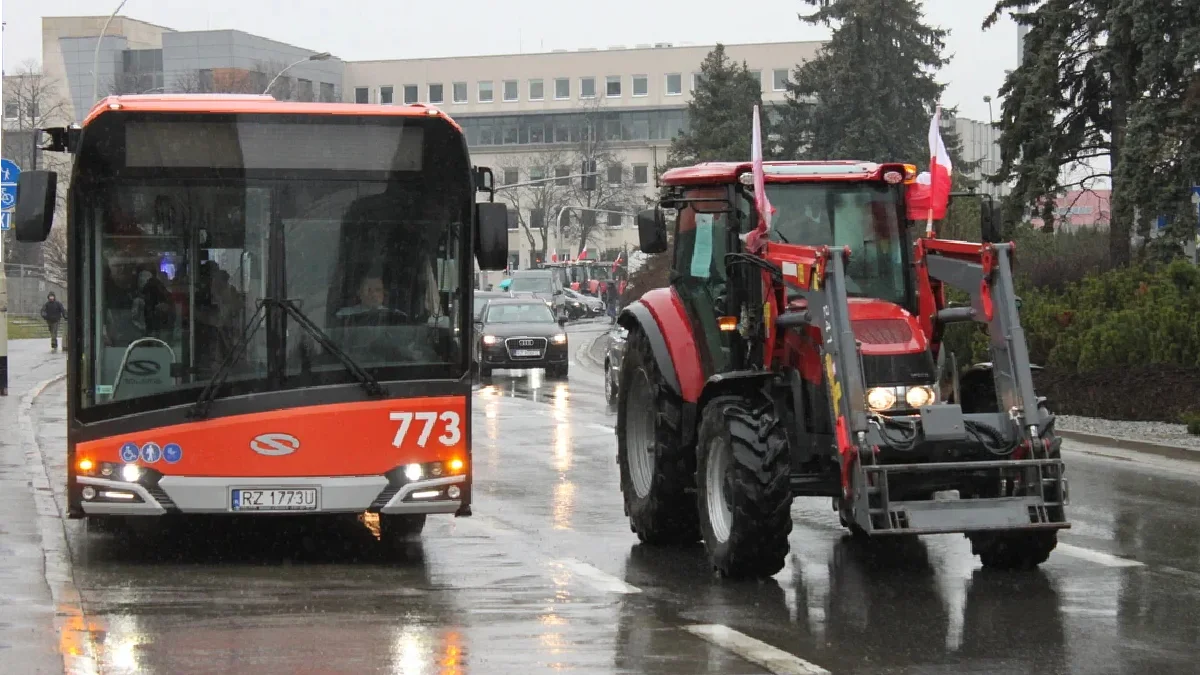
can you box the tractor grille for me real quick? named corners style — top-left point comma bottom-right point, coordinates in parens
top-left (853, 318), bottom-right (914, 345)
top-left (861, 351), bottom-right (936, 386)
top-left (504, 337), bottom-right (548, 359)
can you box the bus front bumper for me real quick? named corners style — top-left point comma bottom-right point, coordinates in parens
top-left (74, 472), bottom-right (468, 517)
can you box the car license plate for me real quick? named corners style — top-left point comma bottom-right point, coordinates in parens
top-left (231, 488), bottom-right (319, 512)
top-left (513, 349), bottom-right (541, 357)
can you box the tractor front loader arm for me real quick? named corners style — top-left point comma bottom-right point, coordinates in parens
top-left (916, 238), bottom-right (1047, 440)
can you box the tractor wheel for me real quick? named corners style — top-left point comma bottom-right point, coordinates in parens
top-left (696, 396), bottom-right (793, 578)
top-left (970, 530), bottom-right (1058, 570)
top-left (616, 325), bottom-right (701, 546)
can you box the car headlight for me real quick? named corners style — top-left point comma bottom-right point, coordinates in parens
top-left (905, 385), bottom-right (936, 409)
top-left (866, 387), bottom-right (897, 411)
top-left (551, 333), bottom-right (568, 345)
top-left (482, 335), bottom-right (498, 345)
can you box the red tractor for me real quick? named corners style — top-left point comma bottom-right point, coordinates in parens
top-left (615, 160), bottom-right (1069, 578)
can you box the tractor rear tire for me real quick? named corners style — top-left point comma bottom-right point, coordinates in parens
top-left (696, 396), bottom-right (793, 578)
top-left (616, 325), bottom-right (701, 546)
top-left (971, 530), bottom-right (1058, 570)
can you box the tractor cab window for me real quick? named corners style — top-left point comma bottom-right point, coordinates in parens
top-left (671, 190), bottom-right (736, 375)
top-left (766, 182), bottom-right (909, 306)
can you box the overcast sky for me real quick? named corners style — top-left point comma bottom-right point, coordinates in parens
top-left (4, 0), bottom-right (1019, 122)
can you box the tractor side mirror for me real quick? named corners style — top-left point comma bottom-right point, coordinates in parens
top-left (980, 200), bottom-right (1002, 243)
top-left (14, 170), bottom-right (57, 243)
top-left (636, 208), bottom-right (668, 254)
top-left (475, 202), bottom-right (509, 271)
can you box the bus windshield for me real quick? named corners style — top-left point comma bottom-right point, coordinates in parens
top-left (765, 182), bottom-right (909, 306)
top-left (76, 112), bottom-right (471, 415)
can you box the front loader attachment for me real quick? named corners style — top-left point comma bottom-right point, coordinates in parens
top-left (772, 240), bottom-right (1069, 550)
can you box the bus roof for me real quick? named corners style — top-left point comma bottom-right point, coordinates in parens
top-left (82, 94), bottom-right (463, 132)
top-left (660, 160), bottom-right (917, 186)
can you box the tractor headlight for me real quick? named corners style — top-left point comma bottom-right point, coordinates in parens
top-left (866, 388), bottom-right (897, 411)
top-left (905, 385), bottom-right (936, 409)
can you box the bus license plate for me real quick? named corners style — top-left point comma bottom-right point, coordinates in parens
top-left (513, 349), bottom-right (541, 357)
top-left (231, 488), bottom-right (319, 512)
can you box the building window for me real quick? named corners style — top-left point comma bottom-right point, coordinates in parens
top-left (749, 70), bottom-right (762, 91)
top-left (529, 79), bottom-right (544, 101)
top-left (503, 80), bottom-right (518, 102)
top-left (530, 167), bottom-right (546, 183)
top-left (503, 168), bottom-right (519, 185)
top-left (607, 164), bottom-right (622, 185)
top-left (453, 82), bottom-right (467, 103)
top-left (632, 75), bottom-right (648, 97)
top-left (606, 75), bottom-right (621, 98)
top-left (555, 165), bottom-right (571, 186)
top-left (580, 77), bottom-right (596, 99)
top-left (506, 208), bottom-right (519, 232)
top-left (4, 102), bottom-right (18, 119)
top-left (379, 85), bottom-right (394, 105)
top-left (665, 73), bottom-right (682, 96)
top-left (355, 87), bottom-right (369, 104)
top-left (403, 85), bottom-right (418, 104)
top-left (530, 208), bottom-right (545, 229)
top-left (692, 73), bottom-right (703, 90)
top-left (555, 78), bottom-right (570, 99)
top-left (607, 212), bottom-right (623, 229)
top-left (632, 165), bottom-right (649, 185)
top-left (428, 83), bottom-right (444, 103)
top-left (773, 69), bottom-right (789, 91)
top-left (479, 81), bottom-right (494, 103)
top-left (319, 82), bottom-right (336, 102)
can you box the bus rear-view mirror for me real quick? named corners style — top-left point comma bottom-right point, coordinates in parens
top-left (475, 202), bottom-right (509, 270)
top-left (14, 170), bottom-right (57, 243)
top-left (636, 208), bottom-right (668, 254)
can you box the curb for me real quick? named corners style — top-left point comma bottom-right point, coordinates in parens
top-left (576, 332), bottom-right (607, 371)
top-left (1057, 429), bottom-right (1200, 464)
top-left (19, 373), bottom-right (98, 673)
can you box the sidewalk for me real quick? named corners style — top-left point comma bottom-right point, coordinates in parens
top-left (0, 339), bottom-right (67, 674)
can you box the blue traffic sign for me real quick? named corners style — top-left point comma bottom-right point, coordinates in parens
top-left (0, 158), bottom-right (20, 213)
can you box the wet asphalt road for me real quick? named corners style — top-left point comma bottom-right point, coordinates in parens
top-left (14, 321), bottom-right (1200, 674)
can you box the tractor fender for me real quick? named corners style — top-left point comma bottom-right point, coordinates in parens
top-left (698, 370), bottom-right (777, 414)
top-left (617, 288), bottom-right (704, 403)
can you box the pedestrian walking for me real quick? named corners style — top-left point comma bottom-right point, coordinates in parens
top-left (40, 293), bottom-right (67, 352)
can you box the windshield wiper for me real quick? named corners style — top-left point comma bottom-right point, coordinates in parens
top-left (188, 298), bottom-right (386, 420)
top-left (276, 298), bottom-right (387, 399)
top-left (189, 299), bottom-right (270, 420)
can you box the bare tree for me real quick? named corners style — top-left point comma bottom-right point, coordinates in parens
top-left (562, 99), bottom-right (644, 257)
top-left (497, 149), bottom-right (574, 263)
top-left (2, 60), bottom-right (71, 274)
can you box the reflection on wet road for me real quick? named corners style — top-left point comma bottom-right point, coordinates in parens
top-left (31, 322), bottom-right (1200, 674)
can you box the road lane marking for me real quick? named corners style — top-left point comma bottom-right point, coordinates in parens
top-left (683, 624), bottom-right (830, 675)
top-left (586, 423), bottom-right (615, 433)
top-left (1054, 543), bottom-right (1144, 568)
top-left (555, 558), bottom-right (642, 594)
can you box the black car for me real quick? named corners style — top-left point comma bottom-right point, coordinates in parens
top-left (603, 324), bottom-right (629, 404)
top-left (562, 288), bottom-right (605, 319)
top-left (475, 298), bottom-right (570, 378)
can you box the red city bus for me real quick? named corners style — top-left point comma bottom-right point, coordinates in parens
top-left (12, 94), bottom-right (509, 549)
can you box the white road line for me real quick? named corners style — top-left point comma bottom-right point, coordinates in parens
top-left (1054, 543), bottom-right (1144, 568)
top-left (586, 422), bottom-right (615, 433)
top-left (555, 558), bottom-right (642, 594)
top-left (683, 624), bottom-right (830, 675)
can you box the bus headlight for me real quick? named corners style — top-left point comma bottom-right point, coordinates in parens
top-left (404, 463), bottom-right (423, 482)
top-left (121, 464), bottom-right (142, 482)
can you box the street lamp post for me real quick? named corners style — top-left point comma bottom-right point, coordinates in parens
top-left (262, 52), bottom-right (332, 97)
top-left (92, 0), bottom-right (129, 106)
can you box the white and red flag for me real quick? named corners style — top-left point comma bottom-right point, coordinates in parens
top-left (906, 106), bottom-right (954, 235)
top-left (741, 105), bottom-right (775, 252)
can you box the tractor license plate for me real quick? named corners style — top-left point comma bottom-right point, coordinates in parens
top-left (231, 488), bottom-right (319, 512)
top-left (513, 349), bottom-right (541, 357)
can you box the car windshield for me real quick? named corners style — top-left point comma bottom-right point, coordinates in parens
top-left (508, 275), bottom-right (554, 293)
top-left (765, 182), bottom-right (909, 305)
top-left (76, 112), bottom-right (470, 413)
top-left (485, 303), bottom-right (556, 324)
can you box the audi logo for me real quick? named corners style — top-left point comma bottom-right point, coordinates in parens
top-left (250, 433), bottom-right (300, 456)
top-left (124, 360), bottom-right (161, 376)
top-left (519, 340), bottom-right (534, 346)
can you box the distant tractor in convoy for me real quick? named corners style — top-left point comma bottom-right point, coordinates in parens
top-left (614, 158), bottom-right (1069, 578)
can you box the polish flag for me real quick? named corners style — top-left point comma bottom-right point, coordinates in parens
top-left (611, 251), bottom-right (623, 273)
top-left (741, 105), bottom-right (775, 252)
top-left (579, 245), bottom-right (589, 259)
top-left (924, 106), bottom-right (953, 234)
top-left (551, 252), bottom-right (558, 262)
